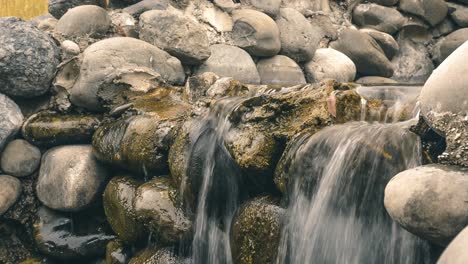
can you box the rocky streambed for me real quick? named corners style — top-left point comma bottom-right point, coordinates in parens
top-left (0, 0), bottom-right (467, 263)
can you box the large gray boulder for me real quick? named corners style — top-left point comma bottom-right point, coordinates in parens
top-left (0, 175), bottom-right (21, 216)
top-left (56, 5), bottom-right (111, 38)
top-left (432, 28), bottom-right (468, 64)
top-left (1, 139), bottom-right (41, 178)
top-left (139, 9), bottom-right (210, 65)
top-left (0, 17), bottom-right (60, 98)
top-left (48, 0), bottom-right (107, 19)
top-left (276, 8), bottom-right (320, 62)
top-left (195, 44), bottom-right (260, 84)
top-left (353, 4), bottom-right (405, 34)
top-left (360, 28), bottom-right (399, 59)
top-left (240, 0), bottom-right (281, 17)
top-left (384, 164), bottom-right (468, 246)
top-left (398, 0), bottom-right (448, 26)
top-left (0, 94), bottom-right (23, 151)
top-left (257, 55), bottom-right (305, 85)
top-left (69, 37), bottom-right (185, 111)
top-left (391, 40), bottom-right (434, 83)
top-left (36, 145), bottom-right (109, 212)
top-left (304, 48), bottom-right (356, 83)
top-left (437, 226), bottom-right (468, 264)
top-left (232, 9), bottom-right (281, 57)
top-left (330, 29), bottom-right (394, 77)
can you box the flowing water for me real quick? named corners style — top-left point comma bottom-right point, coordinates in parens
top-left (0, 0), bottom-right (47, 20)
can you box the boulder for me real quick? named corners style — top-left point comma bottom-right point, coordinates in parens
top-left (432, 19), bottom-right (456, 38)
top-left (0, 140), bottom-right (41, 177)
top-left (122, 0), bottom-right (168, 17)
top-left (353, 4), bottom-right (405, 34)
top-left (391, 40), bottom-right (434, 83)
top-left (432, 28), bottom-right (468, 65)
top-left (360, 28), bottom-right (399, 59)
top-left (36, 145), bottom-right (109, 212)
top-left (106, 240), bottom-right (131, 264)
top-left (129, 248), bottom-right (186, 264)
top-left (437, 226), bottom-right (468, 264)
top-left (240, 0), bottom-right (281, 17)
top-left (369, 0), bottom-right (398, 6)
top-left (195, 44), bottom-right (261, 84)
top-left (56, 5), bottom-right (111, 38)
top-left (384, 164), bottom-right (468, 246)
top-left (257, 55), bottom-right (306, 85)
top-left (0, 175), bottom-right (21, 216)
top-left (231, 9), bottom-right (281, 57)
top-left (304, 48), bottom-right (356, 83)
top-left (48, 0), bottom-right (107, 19)
top-left (0, 17), bottom-right (60, 97)
top-left (449, 3), bottom-right (468, 27)
top-left (0, 94), bottom-right (23, 151)
top-left (398, 0), bottom-right (448, 26)
top-left (275, 8), bottom-right (320, 62)
top-left (139, 10), bottom-right (210, 65)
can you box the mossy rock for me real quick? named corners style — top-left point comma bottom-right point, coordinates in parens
top-left (105, 240), bottom-right (132, 264)
top-left (128, 247), bottom-right (186, 264)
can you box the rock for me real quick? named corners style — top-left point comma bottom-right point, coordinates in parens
top-left (231, 9), bottom-right (281, 57)
top-left (134, 177), bottom-right (192, 245)
top-left (304, 48), bottom-right (356, 83)
top-left (139, 10), bottom-right (210, 65)
top-left (70, 37), bottom-right (185, 111)
top-left (432, 28), bottom-right (468, 65)
top-left (384, 164), bottom-right (468, 246)
top-left (398, 0), bottom-right (448, 26)
top-left (49, 0), bottom-right (107, 19)
top-left (21, 112), bottom-right (101, 147)
top-left (360, 29), bottom-right (399, 59)
top-left (111, 0), bottom-right (143, 7)
top-left (257, 55), bottom-right (305, 85)
top-left (0, 94), bottom-right (23, 151)
top-left (37, 17), bottom-right (58, 32)
top-left (205, 77), bottom-right (250, 98)
top-left (0, 17), bottom-right (60, 98)
top-left (437, 226), bottom-right (468, 264)
top-left (398, 17), bottom-right (431, 43)
top-left (0, 175), bottom-right (21, 216)
top-left (201, 6), bottom-right (233, 32)
top-left (184, 72), bottom-right (219, 102)
top-left (449, 3), bottom-right (468, 27)
top-left (240, 0), bottom-right (281, 17)
top-left (122, 0), bottom-right (168, 17)
top-left (0, 140), bottom-right (41, 178)
top-left (330, 29), bottom-right (394, 77)
top-left (61, 40), bottom-right (80, 57)
top-left (281, 0), bottom-right (326, 14)
top-left (106, 240), bottom-right (131, 264)
top-left (0, 221), bottom-right (37, 263)
top-left (103, 176), bottom-right (145, 243)
top-left (110, 11), bottom-right (138, 38)
top-left (195, 44), bottom-right (260, 84)
top-left (129, 248), bottom-right (185, 264)
top-left (353, 4), bottom-right (405, 34)
top-left (432, 19), bottom-right (456, 38)
top-left (369, 0), bottom-right (398, 6)
top-left (420, 41), bottom-right (468, 167)
top-left (231, 196), bottom-right (284, 264)
top-left (34, 206), bottom-right (115, 259)
top-left (56, 5), bottom-right (111, 38)
top-left (213, 0), bottom-right (239, 12)
top-left (355, 76), bottom-right (397, 84)
top-left (391, 40), bottom-right (434, 83)
top-left (275, 8), bottom-right (320, 62)
top-left (36, 145), bottom-right (109, 212)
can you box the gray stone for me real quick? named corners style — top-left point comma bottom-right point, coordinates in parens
top-left (432, 28), bottom-right (468, 65)
top-left (196, 44), bottom-right (260, 84)
top-left (398, 0), bottom-right (448, 26)
top-left (61, 40), bottom-right (80, 59)
top-left (240, 0), bottom-right (281, 17)
top-left (37, 17), bottom-right (58, 32)
top-left (0, 17), bottom-right (60, 97)
top-left (448, 2), bottom-right (468, 27)
top-left (1, 140), bottom-right (41, 178)
top-left (360, 29), bottom-right (399, 59)
top-left (257, 55), bottom-right (305, 85)
top-left (110, 11), bottom-right (138, 38)
top-left (304, 48), bottom-right (356, 83)
top-left (0, 94), bottom-right (23, 151)
top-left (276, 8), bottom-right (320, 62)
top-left (384, 164), bottom-right (468, 246)
top-left (281, 0), bottom-right (329, 14)
top-left (201, 6), bottom-right (233, 32)
top-left (391, 40), bottom-right (434, 83)
top-left (185, 72), bottom-right (219, 102)
top-left (355, 76), bottom-right (397, 84)
top-left (437, 226), bottom-right (468, 264)
top-left (369, 0), bottom-right (398, 6)
top-left (48, 0), bottom-right (107, 19)
top-left (122, 0), bottom-right (168, 17)
top-left (70, 37), bottom-right (185, 111)
top-left (353, 4), bottom-right (405, 34)
top-left (0, 175), bottom-right (21, 216)
top-left (129, 247), bottom-right (186, 264)
top-left (330, 29), bottom-right (394, 77)
top-left (398, 17), bottom-right (431, 43)
top-left (232, 9), bottom-right (281, 57)
top-left (36, 145), bottom-right (109, 212)
top-left (56, 5), bottom-right (111, 38)
top-left (111, 0), bottom-right (143, 7)
top-left (432, 19), bottom-right (456, 38)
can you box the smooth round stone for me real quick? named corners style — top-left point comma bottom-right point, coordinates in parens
top-left (49, 0), bottom-right (107, 19)
top-left (122, 0), bottom-right (168, 17)
top-left (257, 55), bottom-right (305, 85)
top-left (61, 40), bottom-right (80, 57)
top-left (437, 226), bottom-right (468, 264)
top-left (56, 5), bottom-right (111, 38)
top-left (0, 17), bottom-right (60, 97)
top-left (360, 28), bottom-right (399, 59)
top-left (0, 94), bottom-right (23, 151)
top-left (398, 0), bottom-right (448, 26)
top-left (353, 4), bottom-right (405, 34)
top-left (432, 28), bottom-right (468, 64)
top-left (240, 0), bottom-right (281, 17)
top-left (0, 139), bottom-right (41, 177)
top-left (36, 145), bottom-right (109, 212)
top-left (0, 175), bottom-right (21, 216)
top-left (304, 48), bottom-right (356, 83)
top-left (391, 39), bottom-right (434, 83)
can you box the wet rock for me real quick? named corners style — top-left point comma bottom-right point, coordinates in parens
top-left (103, 176), bottom-right (145, 243)
top-left (0, 221), bottom-right (37, 263)
top-left (0, 175), bottom-right (21, 216)
top-left (70, 37), bottom-right (185, 111)
top-left (56, 5), bottom-right (111, 38)
top-left (36, 145), bottom-right (109, 212)
top-left (106, 240), bottom-right (132, 264)
top-left (195, 44), bottom-right (260, 84)
top-left (398, 0), bottom-right (448, 26)
top-left (384, 164), bottom-right (468, 246)
top-left (231, 196), bottom-right (284, 264)
top-left (304, 48), bottom-right (356, 83)
top-left (240, 0), bottom-right (281, 17)
top-left (360, 29), bottom-right (399, 59)
top-left (355, 76), bottom-right (397, 84)
top-left (0, 94), bottom-right (24, 151)
top-left (0, 17), bottom-right (60, 97)
top-left (437, 226), bottom-right (468, 264)
top-left (257, 55), bottom-right (306, 85)
top-left (49, 0), bottom-right (107, 19)
top-left (110, 11), bottom-right (138, 38)
top-left (134, 177), bottom-right (192, 245)
top-left (21, 112), bottom-right (101, 147)
top-left (432, 28), bottom-right (468, 64)
top-left (353, 4), bottom-right (405, 34)
top-left (391, 40), bottom-right (434, 83)
top-left (276, 8), bottom-right (320, 62)
top-left (129, 247), bottom-right (185, 264)
top-left (0, 140), bottom-right (41, 178)
top-left (184, 72), bottom-right (219, 102)
top-left (34, 206), bottom-right (115, 259)
top-left (122, 0), bottom-right (168, 17)
top-left (330, 29), bottom-right (394, 77)
top-left (231, 9), bottom-right (281, 57)
top-left (449, 3), bottom-right (468, 27)
top-left (139, 10), bottom-right (210, 65)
